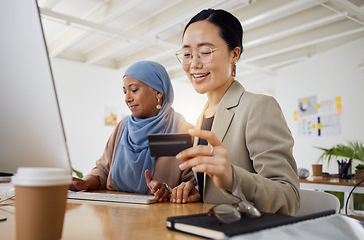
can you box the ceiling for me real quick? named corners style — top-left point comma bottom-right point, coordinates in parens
top-left (37, 0), bottom-right (364, 82)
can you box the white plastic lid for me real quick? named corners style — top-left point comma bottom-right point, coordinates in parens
top-left (11, 167), bottom-right (72, 186)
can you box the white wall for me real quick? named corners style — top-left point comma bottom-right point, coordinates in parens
top-left (51, 37), bottom-right (364, 176)
top-left (242, 37), bottom-right (364, 174)
top-left (51, 59), bottom-right (125, 174)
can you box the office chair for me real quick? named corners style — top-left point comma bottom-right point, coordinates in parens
top-left (295, 189), bottom-right (340, 217)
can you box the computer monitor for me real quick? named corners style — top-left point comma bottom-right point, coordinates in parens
top-left (0, 0), bottom-right (72, 176)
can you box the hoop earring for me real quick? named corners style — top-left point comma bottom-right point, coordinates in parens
top-left (231, 63), bottom-right (236, 77)
top-left (156, 98), bottom-right (161, 109)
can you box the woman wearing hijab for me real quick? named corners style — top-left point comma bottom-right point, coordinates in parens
top-left (69, 61), bottom-right (197, 202)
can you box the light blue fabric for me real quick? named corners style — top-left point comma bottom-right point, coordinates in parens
top-left (111, 61), bottom-right (185, 193)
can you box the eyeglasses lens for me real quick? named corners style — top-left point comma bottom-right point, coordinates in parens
top-left (176, 47), bottom-right (213, 65)
top-left (209, 204), bottom-right (241, 224)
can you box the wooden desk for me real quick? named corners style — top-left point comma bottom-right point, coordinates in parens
top-left (0, 196), bottom-right (214, 240)
top-left (299, 176), bottom-right (364, 214)
top-left (299, 176), bottom-right (364, 194)
top-left (1, 191), bottom-right (363, 239)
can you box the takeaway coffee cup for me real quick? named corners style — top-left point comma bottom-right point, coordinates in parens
top-left (11, 167), bottom-right (71, 240)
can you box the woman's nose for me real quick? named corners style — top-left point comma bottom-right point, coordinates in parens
top-left (125, 92), bottom-right (132, 103)
top-left (190, 54), bottom-right (202, 68)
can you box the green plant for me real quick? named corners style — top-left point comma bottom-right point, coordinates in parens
top-left (356, 164), bottom-right (364, 170)
top-left (315, 140), bottom-right (364, 165)
top-left (72, 168), bottom-right (83, 178)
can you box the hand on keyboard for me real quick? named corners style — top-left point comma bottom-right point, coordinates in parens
top-left (69, 177), bottom-right (88, 191)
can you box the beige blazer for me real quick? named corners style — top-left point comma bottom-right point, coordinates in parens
top-left (195, 81), bottom-right (300, 215)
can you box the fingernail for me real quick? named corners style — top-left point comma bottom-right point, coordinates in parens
top-left (176, 153), bottom-right (181, 159)
top-left (179, 163), bottom-right (185, 169)
top-left (177, 199), bottom-right (180, 203)
top-left (182, 198), bottom-right (186, 204)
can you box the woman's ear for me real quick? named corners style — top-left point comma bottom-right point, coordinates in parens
top-left (231, 46), bottom-right (241, 63)
top-left (156, 92), bottom-right (163, 110)
top-left (156, 92), bottom-right (163, 100)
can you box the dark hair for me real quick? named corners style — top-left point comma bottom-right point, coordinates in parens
top-left (183, 9), bottom-right (243, 59)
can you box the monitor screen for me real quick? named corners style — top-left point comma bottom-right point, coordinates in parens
top-left (0, 0), bottom-right (72, 175)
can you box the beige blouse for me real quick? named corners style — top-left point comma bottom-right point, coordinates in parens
top-left (86, 120), bottom-right (196, 194)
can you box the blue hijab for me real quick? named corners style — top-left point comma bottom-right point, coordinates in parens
top-left (111, 61), bottom-right (185, 193)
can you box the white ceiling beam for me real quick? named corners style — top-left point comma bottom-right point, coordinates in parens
top-left (95, 1), bottom-right (361, 73)
top-left (40, 0), bottom-right (145, 57)
top-left (168, 10), bottom-right (345, 76)
top-left (98, 0), bottom-right (148, 23)
top-left (37, 0), bottom-right (62, 9)
top-left (117, 1), bottom-right (361, 74)
top-left (40, 9), bottom-right (128, 39)
top-left (86, 41), bottom-right (145, 67)
top-left (84, 37), bottom-right (177, 65)
top-left (124, 0), bottom-right (185, 35)
top-left (328, 0), bottom-right (364, 22)
top-left (117, 0), bottom-right (330, 71)
top-left (46, 27), bottom-right (89, 58)
top-left (242, 0), bottom-right (329, 30)
top-left (242, 20), bottom-right (364, 63)
top-left (89, 0), bottom-right (312, 68)
top-left (169, 29), bottom-right (364, 79)
top-left (38, 0), bottom-right (364, 83)
top-left (81, 0), bottom-right (193, 65)
top-left (44, 0), bottom-right (110, 56)
top-left (97, 0), bottom-right (271, 68)
top-left (40, 8), bottom-right (178, 48)
top-left (105, 0), bottom-right (240, 67)
top-left (116, 0), bottom-right (331, 74)
top-left (245, 13), bottom-right (345, 49)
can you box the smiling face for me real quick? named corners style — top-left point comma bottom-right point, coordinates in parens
top-left (123, 76), bottom-right (161, 119)
top-left (181, 20), bottom-right (239, 95)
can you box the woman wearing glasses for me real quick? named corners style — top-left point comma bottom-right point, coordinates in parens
top-left (70, 61), bottom-right (197, 202)
top-left (172, 9), bottom-right (300, 215)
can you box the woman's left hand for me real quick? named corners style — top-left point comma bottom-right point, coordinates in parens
top-left (170, 181), bottom-right (200, 204)
top-left (176, 129), bottom-right (234, 192)
top-left (145, 169), bottom-right (171, 202)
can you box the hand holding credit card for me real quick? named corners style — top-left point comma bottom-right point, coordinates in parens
top-left (148, 133), bottom-right (192, 157)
